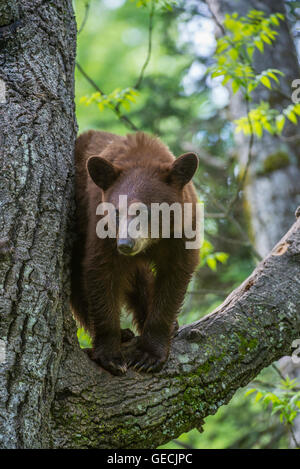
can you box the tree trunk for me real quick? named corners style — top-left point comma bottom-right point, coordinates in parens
top-left (208, 0), bottom-right (300, 256)
top-left (207, 0), bottom-right (300, 446)
top-left (0, 0), bottom-right (299, 450)
top-left (0, 0), bottom-right (77, 448)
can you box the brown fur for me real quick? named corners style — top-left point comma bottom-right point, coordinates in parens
top-left (71, 130), bottom-right (199, 375)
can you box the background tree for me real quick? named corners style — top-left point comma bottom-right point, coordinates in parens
top-left (207, 0), bottom-right (300, 447)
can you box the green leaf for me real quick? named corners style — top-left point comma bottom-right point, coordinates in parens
top-left (260, 76), bottom-right (272, 89)
top-left (286, 111), bottom-right (298, 125)
top-left (222, 75), bottom-right (231, 86)
top-left (247, 46), bottom-right (255, 60)
top-left (215, 252), bottom-right (229, 264)
top-left (247, 82), bottom-right (257, 94)
top-left (288, 411), bottom-right (297, 423)
top-left (270, 15), bottom-right (280, 26)
top-left (232, 80), bottom-right (240, 94)
top-left (122, 100), bottom-right (130, 111)
top-left (229, 48), bottom-right (239, 61)
top-left (207, 256), bottom-right (217, 271)
top-left (211, 70), bottom-right (225, 78)
top-left (276, 115), bottom-right (286, 133)
top-left (254, 39), bottom-right (264, 53)
top-left (261, 34), bottom-right (272, 45)
top-left (79, 96), bottom-right (87, 104)
top-left (267, 71), bottom-right (279, 83)
top-left (254, 120), bottom-right (263, 138)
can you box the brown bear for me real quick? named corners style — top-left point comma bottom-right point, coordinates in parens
top-left (71, 130), bottom-right (200, 375)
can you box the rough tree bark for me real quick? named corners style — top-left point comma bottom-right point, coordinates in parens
top-left (0, 0), bottom-right (299, 450)
top-left (207, 0), bottom-right (300, 445)
top-left (0, 0), bottom-right (77, 448)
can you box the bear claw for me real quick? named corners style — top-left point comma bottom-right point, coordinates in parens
top-left (127, 349), bottom-right (166, 373)
top-left (88, 348), bottom-right (127, 376)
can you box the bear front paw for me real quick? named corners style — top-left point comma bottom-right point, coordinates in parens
top-left (87, 347), bottom-right (127, 376)
top-left (126, 339), bottom-right (168, 373)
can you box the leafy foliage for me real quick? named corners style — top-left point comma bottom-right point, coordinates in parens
top-left (80, 87), bottom-right (139, 112)
top-left (211, 10), bottom-right (284, 96)
top-left (211, 9), bottom-right (300, 139)
top-left (235, 102), bottom-right (300, 137)
top-left (246, 377), bottom-right (300, 426)
top-left (132, 0), bottom-right (178, 10)
top-left (200, 239), bottom-right (229, 272)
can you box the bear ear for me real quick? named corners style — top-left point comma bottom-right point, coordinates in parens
top-left (87, 157), bottom-right (120, 191)
top-left (167, 152), bottom-right (199, 188)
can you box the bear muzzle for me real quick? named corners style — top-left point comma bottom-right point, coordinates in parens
top-left (117, 237), bottom-right (135, 255)
top-left (117, 236), bottom-right (151, 256)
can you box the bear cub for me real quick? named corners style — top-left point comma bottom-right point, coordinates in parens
top-left (71, 130), bottom-right (199, 375)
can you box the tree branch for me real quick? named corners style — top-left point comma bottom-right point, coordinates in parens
top-left (51, 212), bottom-right (300, 449)
top-left (77, 1), bottom-right (91, 35)
top-left (134, 0), bottom-right (155, 90)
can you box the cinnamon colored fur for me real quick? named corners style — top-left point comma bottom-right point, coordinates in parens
top-left (71, 130), bottom-right (199, 375)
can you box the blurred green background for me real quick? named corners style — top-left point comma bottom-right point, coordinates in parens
top-left (73, 0), bottom-right (294, 449)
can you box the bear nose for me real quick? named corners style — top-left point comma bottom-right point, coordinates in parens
top-left (117, 238), bottom-right (135, 255)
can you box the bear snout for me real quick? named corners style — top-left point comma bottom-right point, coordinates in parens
top-left (117, 237), bottom-right (136, 255)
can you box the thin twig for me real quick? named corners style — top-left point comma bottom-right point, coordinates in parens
top-left (271, 363), bottom-right (286, 381)
top-left (114, 0), bottom-right (155, 117)
top-left (134, 0), bottom-right (155, 90)
top-left (289, 424), bottom-right (300, 449)
top-left (76, 61), bottom-right (105, 94)
top-left (78, 1), bottom-right (91, 35)
top-left (172, 439), bottom-right (193, 450)
top-left (205, 0), bottom-right (226, 35)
